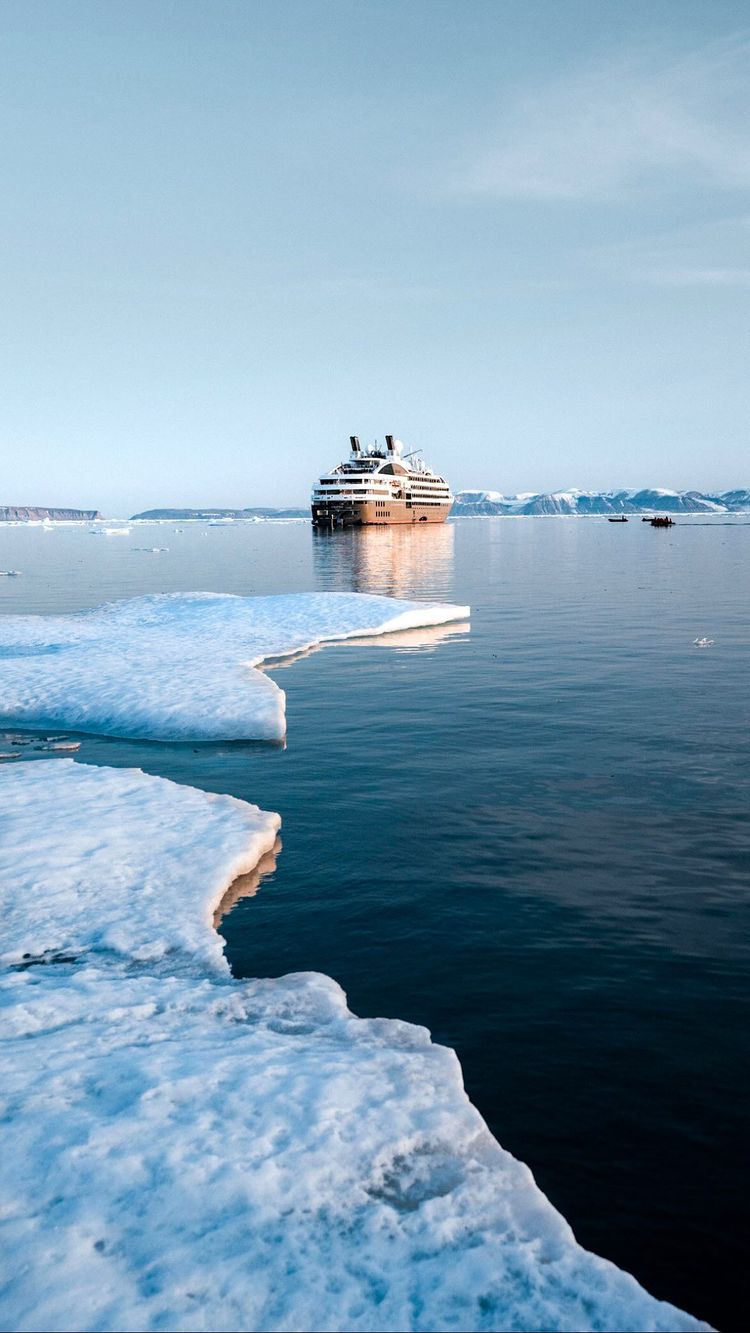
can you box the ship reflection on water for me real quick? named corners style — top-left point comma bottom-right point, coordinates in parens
top-left (262, 521), bottom-right (467, 672)
top-left (312, 519), bottom-right (456, 601)
top-left (217, 528), bottom-right (467, 930)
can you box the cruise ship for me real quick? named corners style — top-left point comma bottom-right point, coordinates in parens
top-left (311, 436), bottom-right (453, 527)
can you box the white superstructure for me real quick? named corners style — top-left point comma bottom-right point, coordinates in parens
top-left (311, 436), bottom-right (453, 527)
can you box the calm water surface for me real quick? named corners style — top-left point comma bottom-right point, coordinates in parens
top-left (1, 517), bottom-right (748, 1332)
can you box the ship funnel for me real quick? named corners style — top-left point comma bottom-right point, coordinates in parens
top-left (385, 435), bottom-right (395, 453)
top-left (350, 436), bottom-right (361, 454)
top-left (385, 435), bottom-right (404, 457)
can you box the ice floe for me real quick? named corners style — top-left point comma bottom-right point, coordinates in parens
top-left (0, 591), bottom-right (469, 741)
top-left (0, 733), bottom-right (80, 756)
top-left (0, 761), bottom-right (279, 972)
top-left (0, 761), bottom-right (707, 1332)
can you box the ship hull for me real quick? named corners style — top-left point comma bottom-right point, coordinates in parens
top-left (311, 499), bottom-right (452, 528)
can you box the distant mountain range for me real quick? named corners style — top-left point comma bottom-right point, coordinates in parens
top-left (452, 488), bottom-right (750, 516)
top-left (3, 495), bottom-right (747, 523)
top-left (131, 507), bottom-right (308, 520)
top-left (132, 491), bottom-right (750, 520)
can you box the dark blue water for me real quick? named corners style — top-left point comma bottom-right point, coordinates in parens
top-left (2, 517), bottom-right (748, 1331)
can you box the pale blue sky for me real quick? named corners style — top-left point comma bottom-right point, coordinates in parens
top-left (1, 0), bottom-right (748, 512)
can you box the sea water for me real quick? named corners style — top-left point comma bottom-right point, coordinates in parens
top-left (1, 515), bottom-right (747, 1332)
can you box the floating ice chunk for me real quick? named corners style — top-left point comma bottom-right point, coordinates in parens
top-left (2, 735), bottom-right (82, 753)
top-left (0, 591), bottom-right (469, 741)
top-left (693, 637), bottom-right (714, 648)
top-left (0, 760), bottom-right (280, 972)
top-left (0, 761), bottom-right (708, 1333)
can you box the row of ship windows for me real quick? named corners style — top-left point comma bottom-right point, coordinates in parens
top-left (318, 495), bottom-right (446, 505)
top-left (375, 495), bottom-right (444, 503)
top-left (315, 495), bottom-right (444, 503)
top-left (317, 487), bottom-right (444, 498)
top-left (319, 478), bottom-right (447, 487)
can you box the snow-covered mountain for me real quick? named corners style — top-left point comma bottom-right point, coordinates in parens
top-left (452, 488), bottom-right (750, 516)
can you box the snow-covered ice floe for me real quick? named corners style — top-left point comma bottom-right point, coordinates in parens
top-left (0, 591), bottom-right (468, 741)
top-left (0, 761), bottom-right (280, 973)
top-left (0, 762), bottom-right (707, 1332)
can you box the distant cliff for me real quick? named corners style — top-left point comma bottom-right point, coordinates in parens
top-left (131, 507), bottom-right (308, 520)
top-left (452, 488), bottom-right (750, 516)
top-left (0, 506), bottom-right (101, 521)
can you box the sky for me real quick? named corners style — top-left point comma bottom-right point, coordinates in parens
top-left (0, 0), bottom-right (748, 513)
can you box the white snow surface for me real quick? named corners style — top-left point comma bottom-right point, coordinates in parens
top-left (0, 591), bottom-right (469, 742)
top-left (0, 761), bottom-right (280, 972)
top-left (0, 761), bottom-right (708, 1333)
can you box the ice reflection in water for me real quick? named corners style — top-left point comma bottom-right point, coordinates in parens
top-left (213, 838), bottom-right (282, 930)
top-left (261, 619), bottom-right (470, 674)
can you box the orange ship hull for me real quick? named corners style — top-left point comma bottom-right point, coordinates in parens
top-left (311, 499), bottom-right (452, 527)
